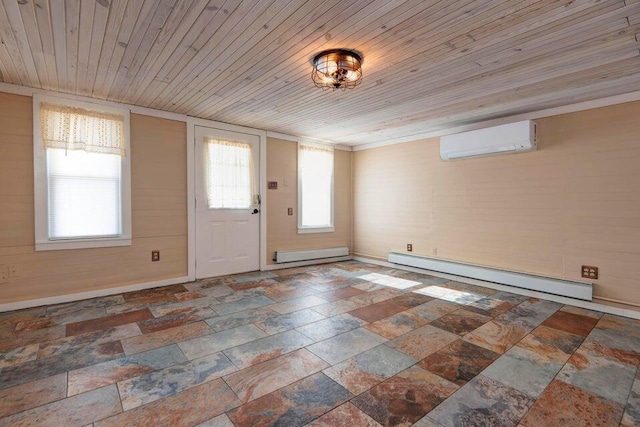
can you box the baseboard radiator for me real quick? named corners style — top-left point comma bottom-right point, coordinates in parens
top-left (275, 246), bottom-right (349, 263)
top-left (388, 252), bottom-right (593, 301)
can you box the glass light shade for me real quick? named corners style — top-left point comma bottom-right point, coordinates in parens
top-left (311, 49), bottom-right (363, 90)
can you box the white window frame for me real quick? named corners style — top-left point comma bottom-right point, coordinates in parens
top-left (297, 140), bottom-right (335, 234)
top-left (33, 94), bottom-right (132, 251)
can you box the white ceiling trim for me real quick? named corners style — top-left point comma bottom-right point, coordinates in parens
top-left (0, 81), bottom-right (188, 122)
top-left (351, 89), bottom-right (640, 151)
top-left (266, 131), bottom-right (352, 151)
top-left (3, 80), bottom-right (639, 154)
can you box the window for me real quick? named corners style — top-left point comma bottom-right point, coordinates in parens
top-left (33, 95), bottom-right (131, 250)
top-left (298, 141), bottom-right (334, 233)
top-left (204, 138), bottom-right (256, 209)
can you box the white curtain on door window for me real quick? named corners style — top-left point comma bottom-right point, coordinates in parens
top-left (299, 142), bottom-right (334, 227)
top-left (40, 102), bottom-right (126, 157)
top-left (204, 138), bottom-right (256, 209)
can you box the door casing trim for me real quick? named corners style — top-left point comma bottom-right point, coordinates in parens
top-left (187, 117), bottom-right (268, 281)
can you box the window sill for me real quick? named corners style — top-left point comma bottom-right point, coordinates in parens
top-left (297, 226), bottom-right (335, 234)
top-left (35, 237), bottom-right (132, 251)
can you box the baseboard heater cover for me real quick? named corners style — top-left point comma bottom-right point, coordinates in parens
top-left (388, 252), bottom-right (592, 301)
top-left (275, 246), bottom-right (349, 263)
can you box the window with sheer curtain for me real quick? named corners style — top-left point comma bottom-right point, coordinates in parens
top-left (33, 95), bottom-right (131, 250)
top-left (204, 138), bottom-right (256, 209)
top-left (298, 141), bottom-right (334, 233)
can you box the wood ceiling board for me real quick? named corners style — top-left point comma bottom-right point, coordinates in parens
top-left (1, 0), bottom-right (639, 145)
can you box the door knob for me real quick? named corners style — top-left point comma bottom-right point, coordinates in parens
top-left (251, 209), bottom-right (259, 214)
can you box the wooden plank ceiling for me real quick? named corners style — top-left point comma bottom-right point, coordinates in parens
top-left (1, 0), bottom-right (639, 146)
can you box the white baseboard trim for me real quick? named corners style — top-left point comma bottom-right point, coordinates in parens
top-left (0, 276), bottom-right (191, 313)
top-left (262, 256), bottom-right (353, 271)
top-left (352, 256), bottom-right (640, 320)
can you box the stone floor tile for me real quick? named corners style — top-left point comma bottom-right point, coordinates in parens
top-left (587, 314), bottom-right (640, 358)
top-left (117, 352), bottom-right (237, 410)
top-left (429, 375), bottom-right (534, 427)
top-left (307, 328), bottom-right (387, 364)
top-left (149, 296), bottom-right (220, 317)
top-left (0, 373), bottom-right (67, 418)
top-left (388, 324), bottom-right (458, 360)
top-left (312, 299), bottom-right (361, 316)
top-left (137, 306), bottom-right (217, 334)
top-left (0, 339), bottom-right (125, 390)
top-left (178, 324), bottom-right (267, 360)
top-left (269, 295), bottom-right (329, 314)
top-left (541, 310), bottom-right (600, 337)
top-left (323, 344), bottom-right (416, 395)
top-left (481, 345), bottom-right (564, 398)
top-left (0, 325), bottom-right (66, 352)
top-left (212, 295), bottom-right (275, 315)
top-left (227, 372), bottom-right (352, 426)
top-left (494, 298), bottom-right (561, 331)
top-left (223, 329), bottom-right (313, 369)
top-left (68, 344), bottom-right (187, 395)
top-left (317, 286), bottom-right (366, 302)
top-left (429, 309), bottom-right (491, 336)
top-left (348, 301), bottom-right (409, 323)
top-left (621, 377), bottom-right (640, 427)
top-left (520, 380), bottom-right (624, 427)
top-left (296, 313), bottom-right (367, 342)
top-left (412, 415), bottom-right (445, 427)
top-left (556, 344), bottom-right (636, 404)
top-left (224, 348), bottom-right (328, 402)
top-left (413, 285), bottom-right (485, 305)
top-left (463, 320), bottom-right (529, 354)
top-left (352, 365), bottom-right (458, 426)
top-left (38, 324), bottom-right (141, 358)
top-left (464, 297), bottom-right (515, 318)
top-left (204, 306), bottom-right (279, 332)
top-left (120, 321), bottom-right (213, 355)
top-left (0, 385), bottom-right (122, 427)
top-left (14, 316), bottom-right (57, 332)
top-left (95, 378), bottom-right (240, 427)
top-left (307, 402), bottom-right (382, 426)
top-left (347, 289), bottom-right (404, 308)
top-left (419, 339), bottom-right (499, 386)
top-left (515, 325), bottom-right (583, 363)
top-left (65, 309), bottom-right (153, 337)
top-left (559, 305), bottom-right (604, 319)
top-left (254, 308), bottom-right (325, 334)
top-left (195, 413), bottom-right (235, 427)
top-left (364, 309), bottom-right (431, 339)
top-left (0, 343), bottom-right (39, 369)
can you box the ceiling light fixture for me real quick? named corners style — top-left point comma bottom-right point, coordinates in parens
top-left (311, 49), bottom-right (363, 90)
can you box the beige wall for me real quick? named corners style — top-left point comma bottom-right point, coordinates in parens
top-left (266, 137), bottom-right (352, 264)
top-left (353, 101), bottom-right (640, 305)
top-left (0, 92), bottom-right (188, 304)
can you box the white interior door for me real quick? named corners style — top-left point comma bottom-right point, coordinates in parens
top-left (195, 125), bottom-right (260, 279)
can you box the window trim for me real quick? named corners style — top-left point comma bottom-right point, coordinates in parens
top-left (33, 94), bottom-right (132, 251)
top-left (297, 140), bottom-right (335, 234)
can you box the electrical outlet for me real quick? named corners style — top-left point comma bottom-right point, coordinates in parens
top-left (432, 247), bottom-right (438, 256)
top-left (8, 264), bottom-right (17, 278)
top-left (581, 265), bottom-right (598, 279)
top-left (0, 266), bottom-right (7, 284)
top-left (152, 250), bottom-right (160, 262)
top-left (287, 207), bottom-right (293, 216)
top-left (407, 243), bottom-right (413, 252)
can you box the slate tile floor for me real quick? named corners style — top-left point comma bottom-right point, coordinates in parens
top-left (1, 261), bottom-right (639, 426)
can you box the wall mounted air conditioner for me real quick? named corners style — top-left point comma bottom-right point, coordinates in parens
top-left (440, 120), bottom-right (537, 160)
